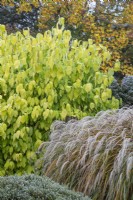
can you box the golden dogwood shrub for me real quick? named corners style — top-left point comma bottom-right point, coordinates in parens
top-left (0, 19), bottom-right (119, 175)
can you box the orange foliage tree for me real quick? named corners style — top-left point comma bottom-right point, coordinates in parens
top-left (1, 0), bottom-right (133, 75)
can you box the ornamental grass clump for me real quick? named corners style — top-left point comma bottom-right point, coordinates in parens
top-left (40, 107), bottom-right (133, 200)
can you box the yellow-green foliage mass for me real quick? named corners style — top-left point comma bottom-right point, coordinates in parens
top-left (0, 19), bottom-right (120, 175)
top-left (1, 0), bottom-right (132, 75)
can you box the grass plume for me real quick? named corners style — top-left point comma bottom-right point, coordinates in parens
top-left (39, 107), bottom-right (133, 200)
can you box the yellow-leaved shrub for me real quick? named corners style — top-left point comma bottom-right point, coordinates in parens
top-left (0, 19), bottom-right (120, 175)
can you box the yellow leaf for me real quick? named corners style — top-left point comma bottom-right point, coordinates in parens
top-left (66, 66), bottom-right (72, 75)
top-left (60, 109), bottom-right (67, 120)
top-left (43, 109), bottom-right (50, 119)
top-left (84, 83), bottom-right (92, 93)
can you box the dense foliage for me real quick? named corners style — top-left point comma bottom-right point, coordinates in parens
top-left (110, 76), bottom-right (133, 106)
top-left (0, 174), bottom-right (91, 200)
top-left (1, 0), bottom-right (133, 75)
top-left (0, 19), bottom-right (120, 175)
top-left (38, 107), bottom-right (133, 200)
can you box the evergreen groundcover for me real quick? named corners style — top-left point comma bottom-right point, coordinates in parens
top-left (0, 174), bottom-right (91, 200)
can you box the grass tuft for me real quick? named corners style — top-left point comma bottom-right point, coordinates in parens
top-left (39, 107), bottom-right (133, 200)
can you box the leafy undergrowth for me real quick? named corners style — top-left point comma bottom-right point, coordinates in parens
top-left (0, 174), bottom-right (91, 200)
top-left (37, 107), bottom-right (133, 200)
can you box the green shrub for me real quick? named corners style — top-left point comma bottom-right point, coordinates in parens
top-left (39, 107), bottom-right (133, 200)
top-left (0, 174), bottom-right (91, 200)
top-left (110, 76), bottom-right (133, 106)
top-left (0, 18), bottom-right (120, 175)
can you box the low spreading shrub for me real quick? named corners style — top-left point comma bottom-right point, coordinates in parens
top-left (39, 107), bottom-right (133, 200)
top-left (0, 18), bottom-right (120, 175)
top-left (0, 174), bottom-right (91, 200)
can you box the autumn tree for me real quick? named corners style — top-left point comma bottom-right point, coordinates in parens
top-left (84, 0), bottom-right (133, 74)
